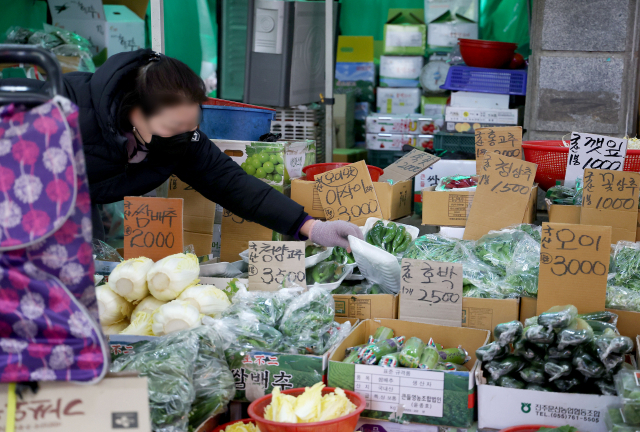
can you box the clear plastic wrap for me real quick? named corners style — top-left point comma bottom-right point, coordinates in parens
top-left (473, 228), bottom-right (531, 276)
top-left (606, 281), bottom-right (640, 312)
top-left (545, 185), bottom-right (581, 205)
top-left (403, 234), bottom-right (468, 263)
top-left (4, 26), bottom-right (35, 44)
top-left (435, 175), bottom-right (478, 191)
top-left (504, 232), bottom-right (541, 297)
top-left (110, 330), bottom-right (199, 432)
top-left (611, 241), bottom-right (640, 291)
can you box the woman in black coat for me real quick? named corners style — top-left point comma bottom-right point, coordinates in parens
top-left (24, 49), bottom-right (363, 248)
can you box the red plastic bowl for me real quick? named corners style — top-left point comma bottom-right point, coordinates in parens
top-left (459, 38), bottom-right (517, 69)
top-left (212, 419), bottom-right (255, 432)
top-left (247, 387), bottom-right (366, 432)
top-left (499, 425), bottom-right (558, 432)
top-left (302, 163), bottom-right (384, 181)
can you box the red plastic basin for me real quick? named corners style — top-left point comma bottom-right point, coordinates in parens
top-left (302, 163), bottom-right (384, 181)
top-left (459, 38), bottom-right (517, 69)
top-left (248, 387), bottom-right (366, 432)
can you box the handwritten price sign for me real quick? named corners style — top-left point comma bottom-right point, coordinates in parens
top-left (124, 197), bottom-right (183, 261)
top-left (399, 258), bottom-right (463, 327)
top-left (315, 160), bottom-right (383, 226)
top-left (248, 241), bottom-right (306, 291)
top-left (464, 153), bottom-right (537, 240)
top-left (564, 132), bottom-right (628, 188)
top-left (475, 126), bottom-right (523, 173)
top-left (379, 149), bottom-right (440, 183)
top-left (537, 223), bottom-right (611, 314)
top-left (581, 169), bottom-right (640, 243)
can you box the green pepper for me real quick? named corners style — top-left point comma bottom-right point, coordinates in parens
top-left (394, 232), bottom-right (412, 254)
top-left (370, 284), bottom-right (381, 294)
top-left (382, 223), bottom-right (398, 246)
top-left (369, 221), bottom-right (385, 246)
top-left (391, 226), bottom-right (406, 252)
top-left (311, 262), bottom-right (337, 284)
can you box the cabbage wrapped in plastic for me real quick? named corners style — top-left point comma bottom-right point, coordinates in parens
top-left (485, 356), bottom-right (525, 381)
top-left (538, 305), bottom-right (578, 330)
top-left (110, 328), bottom-right (199, 432)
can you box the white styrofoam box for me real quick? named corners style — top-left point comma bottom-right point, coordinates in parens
top-left (376, 88), bottom-right (421, 115)
top-left (366, 114), bottom-right (442, 134)
top-left (380, 56), bottom-right (424, 79)
top-left (445, 106), bottom-right (518, 124)
top-left (427, 22), bottom-right (478, 47)
top-left (48, 0), bottom-right (104, 21)
top-left (50, 5), bottom-right (144, 56)
top-left (366, 133), bottom-right (414, 151)
top-left (425, 0), bottom-right (479, 24)
top-left (414, 159), bottom-right (477, 192)
top-left (450, 91), bottom-right (510, 109)
top-left (477, 381), bottom-right (616, 432)
top-left (439, 226), bottom-right (465, 239)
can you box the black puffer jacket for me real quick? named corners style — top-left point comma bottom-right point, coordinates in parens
top-left (8, 50), bottom-right (308, 236)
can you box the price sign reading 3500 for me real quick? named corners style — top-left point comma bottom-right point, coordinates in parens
top-left (248, 241), bottom-right (306, 292)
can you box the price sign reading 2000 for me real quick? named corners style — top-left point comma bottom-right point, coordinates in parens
top-left (537, 222), bottom-right (611, 313)
top-left (315, 160), bottom-right (383, 226)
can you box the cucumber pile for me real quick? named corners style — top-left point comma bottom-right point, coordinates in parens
top-left (476, 306), bottom-right (633, 394)
top-left (342, 326), bottom-right (470, 371)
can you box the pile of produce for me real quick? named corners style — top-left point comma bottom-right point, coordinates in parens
top-left (110, 325), bottom-right (235, 432)
top-left (342, 326), bottom-right (469, 371)
top-left (607, 370), bottom-right (640, 431)
top-left (435, 175), bottom-right (478, 191)
top-left (476, 306), bottom-right (633, 393)
top-left (99, 253), bottom-right (231, 336)
top-left (306, 261), bottom-right (347, 285)
top-left (222, 422), bottom-right (259, 432)
top-left (263, 382), bottom-right (357, 423)
top-left (241, 151), bottom-right (287, 183)
top-left (365, 221), bottom-right (412, 254)
top-left (545, 184), bottom-right (582, 205)
top-left (404, 224), bottom-right (541, 299)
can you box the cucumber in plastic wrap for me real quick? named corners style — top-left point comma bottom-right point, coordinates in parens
top-left (519, 366), bottom-right (547, 384)
top-left (544, 359), bottom-right (572, 381)
top-left (493, 320), bottom-right (523, 347)
top-left (538, 305), bottom-right (578, 329)
top-left (522, 325), bottom-right (555, 344)
top-left (497, 375), bottom-right (525, 389)
top-left (380, 352), bottom-right (400, 368)
top-left (418, 347), bottom-right (439, 370)
top-left (399, 337), bottom-right (425, 368)
top-left (476, 342), bottom-right (509, 362)
top-left (485, 355), bottom-right (525, 381)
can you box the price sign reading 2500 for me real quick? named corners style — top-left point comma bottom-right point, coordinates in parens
top-left (315, 161), bottom-right (383, 226)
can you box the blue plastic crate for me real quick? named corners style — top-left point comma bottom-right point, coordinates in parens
top-left (441, 65), bottom-right (527, 95)
top-left (200, 101), bottom-right (275, 141)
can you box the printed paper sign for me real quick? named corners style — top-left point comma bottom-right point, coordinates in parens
top-left (285, 152), bottom-right (305, 179)
top-left (379, 149), bottom-right (440, 183)
top-left (463, 153), bottom-right (537, 240)
top-left (399, 259), bottom-right (463, 327)
top-left (354, 364), bottom-right (444, 417)
top-left (537, 223), bottom-right (611, 314)
top-left (124, 197), bottom-right (183, 261)
top-left (564, 132), bottom-right (628, 188)
top-left (581, 169), bottom-right (640, 243)
top-left (475, 126), bottom-right (523, 173)
top-left (248, 241), bottom-right (306, 291)
top-left (316, 160), bottom-right (383, 226)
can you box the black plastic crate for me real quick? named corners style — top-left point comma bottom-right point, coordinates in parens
top-left (367, 150), bottom-right (407, 169)
top-left (433, 132), bottom-right (476, 154)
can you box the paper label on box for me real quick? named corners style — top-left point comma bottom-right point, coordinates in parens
top-left (537, 223), bottom-right (610, 314)
top-left (580, 169), bottom-right (640, 243)
top-left (123, 197), bottom-right (183, 262)
top-left (248, 241), bottom-right (306, 291)
top-left (464, 153), bottom-right (536, 240)
top-left (379, 149), bottom-right (440, 183)
top-left (286, 153), bottom-right (306, 179)
top-left (386, 29), bottom-right (423, 48)
top-left (354, 364), bottom-right (444, 416)
top-left (399, 259), bottom-right (463, 327)
top-left (316, 160), bottom-right (383, 225)
top-left (564, 132), bottom-right (628, 188)
top-left (475, 126), bottom-right (522, 174)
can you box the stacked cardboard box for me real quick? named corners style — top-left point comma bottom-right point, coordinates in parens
top-left (366, 114), bottom-right (442, 151)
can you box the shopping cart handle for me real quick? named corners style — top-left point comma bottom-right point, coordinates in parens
top-left (0, 44), bottom-right (63, 105)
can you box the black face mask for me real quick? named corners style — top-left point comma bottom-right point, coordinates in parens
top-left (147, 129), bottom-right (201, 163)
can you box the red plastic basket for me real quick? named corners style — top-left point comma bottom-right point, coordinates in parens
top-left (499, 425), bottom-right (558, 432)
top-left (248, 387), bottom-right (366, 432)
top-left (212, 419), bottom-right (255, 432)
top-left (302, 163), bottom-right (384, 181)
top-left (522, 140), bottom-right (640, 190)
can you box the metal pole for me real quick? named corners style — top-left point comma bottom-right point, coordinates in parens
top-left (324, 0), bottom-right (334, 163)
top-left (150, 0), bottom-right (165, 54)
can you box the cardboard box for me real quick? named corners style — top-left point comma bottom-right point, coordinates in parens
top-left (380, 55), bottom-right (423, 87)
top-left (377, 88), bottom-right (422, 115)
top-left (328, 319), bottom-right (490, 427)
top-left (450, 91), bottom-right (509, 109)
top-left (292, 178), bottom-right (412, 221)
top-left (103, 0), bottom-right (150, 19)
top-left (0, 376), bottom-right (151, 431)
top-left (333, 294), bottom-right (398, 319)
top-left (413, 159), bottom-right (476, 215)
top-left (476, 370), bottom-right (617, 432)
top-left (444, 106), bottom-right (518, 125)
top-left (427, 22), bottom-right (478, 47)
top-left (519, 296), bottom-right (538, 325)
top-left (549, 203), bottom-right (640, 241)
top-left (335, 317), bottom-right (360, 326)
top-left (374, 180), bottom-right (412, 220)
top-left (220, 211), bottom-right (275, 263)
top-left (211, 139), bottom-right (249, 165)
top-left (184, 231), bottom-right (214, 257)
top-left (383, 23), bottom-right (427, 56)
top-left (366, 133), bottom-right (414, 151)
top-left (335, 36), bottom-right (376, 104)
top-left (425, 0), bottom-right (479, 24)
top-left (366, 114), bottom-right (441, 134)
top-left (49, 3), bottom-right (144, 57)
top-left (607, 308), bottom-right (640, 341)
top-left (422, 185), bottom-right (537, 227)
top-left (462, 297), bottom-right (520, 333)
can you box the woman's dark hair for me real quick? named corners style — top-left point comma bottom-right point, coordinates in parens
top-left (118, 55), bottom-right (207, 131)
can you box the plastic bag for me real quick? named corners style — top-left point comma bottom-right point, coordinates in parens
top-left (404, 234), bottom-right (468, 263)
top-left (606, 281), bottom-right (640, 312)
top-left (279, 286), bottom-right (336, 354)
top-left (435, 175), bottom-right (478, 191)
top-left (545, 185), bottom-right (581, 205)
top-left (504, 232), bottom-right (541, 297)
top-left (4, 26), bottom-right (35, 44)
top-left (473, 228), bottom-right (530, 276)
top-left (188, 326), bottom-right (236, 430)
top-left (399, 337), bottom-right (425, 368)
top-left (519, 366), bottom-right (547, 384)
top-left (476, 342), bottom-right (509, 362)
top-left (361, 338), bottom-right (403, 364)
top-left (485, 355), bottom-right (525, 381)
top-left (110, 329), bottom-right (199, 432)
top-left (538, 305), bottom-right (579, 330)
top-left (494, 321), bottom-right (523, 347)
top-left (611, 241), bottom-right (640, 291)
top-left (543, 359), bottom-right (572, 381)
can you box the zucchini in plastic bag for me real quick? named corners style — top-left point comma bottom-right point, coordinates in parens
top-left (494, 320), bottom-right (523, 347)
top-left (418, 347), bottom-right (440, 370)
top-left (523, 325), bottom-right (555, 344)
top-left (486, 355), bottom-right (525, 381)
top-left (538, 305), bottom-right (578, 329)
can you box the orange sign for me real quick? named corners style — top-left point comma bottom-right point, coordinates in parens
top-left (124, 197), bottom-right (184, 262)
